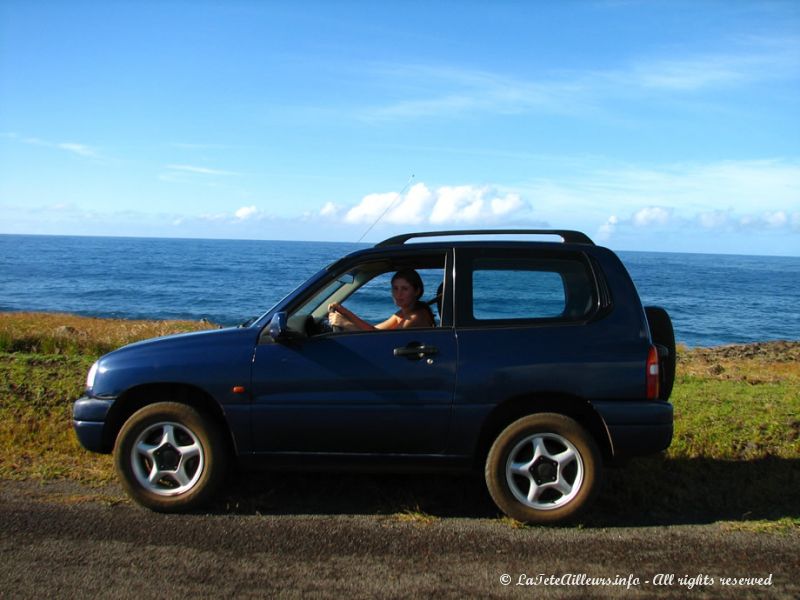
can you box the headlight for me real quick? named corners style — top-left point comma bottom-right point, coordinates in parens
top-left (86, 361), bottom-right (99, 390)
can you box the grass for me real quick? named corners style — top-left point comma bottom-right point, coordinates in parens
top-left (670, 355), bottom-right (800, 461)
top-left (0, 312), bottom-right (798, 527)
top-left (0, 313), bottom-right (212, 482)
top-left (592, 344), bottom-right (799, 526)
top-left (394, 506), bottom-right (439, 525)
top-left (721, 517), bottom-right (800, 534)
top-left (0, 311), bottom-right (215, 356)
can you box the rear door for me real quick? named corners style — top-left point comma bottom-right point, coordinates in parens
top-left (449, 247), bottom-right (652, 453)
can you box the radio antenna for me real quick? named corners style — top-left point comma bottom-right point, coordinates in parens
top-left (356, 174), bottom-right (415, 244)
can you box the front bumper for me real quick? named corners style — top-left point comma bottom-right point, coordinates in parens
top-left (72, 396), bottom-right (115, 453)
top-left (593, 400), bottom-right (673, 458)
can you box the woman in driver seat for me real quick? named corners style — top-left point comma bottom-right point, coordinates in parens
top-left (328, 269), bottom-right (435, 331)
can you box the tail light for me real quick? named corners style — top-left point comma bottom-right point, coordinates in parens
top-left (646, 345), bottom-right (660, 400)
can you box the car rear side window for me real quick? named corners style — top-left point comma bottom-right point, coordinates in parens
top-left (473, 268), bottom-right (565, 319)
top-left (463, 253), bottom-right (596, 325)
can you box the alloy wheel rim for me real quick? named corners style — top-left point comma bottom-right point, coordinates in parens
top-left (505, 432), bottom-right (584, 510)
top-left (130, 421), bottom-right (204, 496)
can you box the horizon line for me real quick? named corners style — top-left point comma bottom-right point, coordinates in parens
top-left (1, 231), bottom-right (798, 259)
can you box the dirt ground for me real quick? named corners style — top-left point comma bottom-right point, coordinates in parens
top-left (1, 479), bottom-right (798, 599)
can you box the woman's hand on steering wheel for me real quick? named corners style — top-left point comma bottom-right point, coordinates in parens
top-left (327, 303), bottom-right (347, 332)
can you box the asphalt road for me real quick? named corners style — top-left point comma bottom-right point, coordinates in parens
top-left (1, 479), bottom-right (797, 599)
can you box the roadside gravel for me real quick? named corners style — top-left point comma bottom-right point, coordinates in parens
top-left (1, 479), bottom-right (797, 599)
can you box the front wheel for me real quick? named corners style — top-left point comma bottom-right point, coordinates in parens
top-left (114, 402), bottom-right (227, 512)
top-left (485, 413), bottom-right (601, 524)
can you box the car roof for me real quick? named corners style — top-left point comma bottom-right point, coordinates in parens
top-left (325, 230), bottom-right (600, 272)
top-left (376, 229), bottom-right (594, 247)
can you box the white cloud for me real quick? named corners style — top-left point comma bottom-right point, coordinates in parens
top-left (519, 158), bottom-right (800, 228)
top-left (198, 212), bottom-right (228, 222)
top-left (397, 183), bottom-right (435, 224)
top-left (430, 186), bottom-right (485, 224)
top-left (4, 134), bottom-right (101, 158)
top-left (234, 205), bottom-right (260, 220)
top-left (356, 37), bottom-right (800, 122)
top-left (166, 164), bottom-right (239, 176)
top-left (698, 210), bottom-right (731, 229)
top-left (597, 215), bottom-right (618, 241)
top-left (631, 54), bottom-right (756, 92)
top-left (344, 183), bottom-right (435, 225)
top-left (490, 193), bottom-right (524, 216)
top-left (598, 204), bottom-right (800, 245)
top-left (333, 160), bottom-right (799, 242)
top-left (57, 142), bottom-right (97, 158)
top-left (632, 206), bottom-right (671, 227)
top-left (764, 211), bottom-right (788, 228)
top-left (361, 63), bottom-right (589, 122)
top-left (734, 210), bottom-right (800, 231)
top-left (345, 192), bottom-right (399, 224)
top-left (631, 37), bottom-right (800, 92)
top-left (341, 183), bottom-right (529, 226)
top-left (319, 201), bottom-right (340, 218)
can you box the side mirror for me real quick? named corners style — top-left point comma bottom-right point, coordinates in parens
top-left (267, 312), bottom-right (288, 341)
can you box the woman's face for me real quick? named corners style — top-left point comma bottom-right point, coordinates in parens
top-left (391, 277), bottom-right (419, 310)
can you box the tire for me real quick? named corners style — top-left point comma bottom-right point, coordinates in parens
top-left (485, 413), bottom-right (601, 524)
top-left (645, 306), bottom-right (676, 400)
top-left (114, 402), bottom-right (227, 512)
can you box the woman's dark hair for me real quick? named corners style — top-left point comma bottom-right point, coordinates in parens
top-left (392, 269), bottom-right (424, 300)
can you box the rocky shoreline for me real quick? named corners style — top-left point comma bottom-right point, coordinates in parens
top-left (681, 340), bottom-right (800, 362)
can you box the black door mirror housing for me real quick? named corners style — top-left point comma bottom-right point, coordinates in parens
top-left (267, 312), bottom-right (288, 341)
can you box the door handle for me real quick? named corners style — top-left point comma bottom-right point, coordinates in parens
top-left (393, 343), bottom-right (438, 360)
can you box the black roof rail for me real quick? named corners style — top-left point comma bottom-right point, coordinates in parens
top-left (376, 229), bottom-right (595, 247)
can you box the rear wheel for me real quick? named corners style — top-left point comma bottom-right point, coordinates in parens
top-left (485, 413), bottom-right (601, 524)
top-left (114, 402), bottom-right (227, 512)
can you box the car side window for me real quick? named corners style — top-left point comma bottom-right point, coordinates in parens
top-left (473, 268), bottom-right (565, 319)
top-left (343, 268), bottom-right (444, 325)
top-left (287, 252), bottom-right (450, 336)
top-left (463, 253), bottom-right (596, 325)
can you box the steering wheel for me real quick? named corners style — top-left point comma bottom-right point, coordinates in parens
top-left (326, 315), bottom-right (345, 333)
top-left (305, 314), bottom-right (341, 335)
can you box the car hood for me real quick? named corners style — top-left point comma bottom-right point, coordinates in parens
top-left (109, 326), bottom-right (251, 354)
top-left (89, 326), bottom-right (260, 398)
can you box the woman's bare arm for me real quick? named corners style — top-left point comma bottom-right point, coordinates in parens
top-left (328, 303), bottom-right (394, 331)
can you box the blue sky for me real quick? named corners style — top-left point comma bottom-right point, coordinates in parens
top-left (1, 1), bottom-right (798, 255)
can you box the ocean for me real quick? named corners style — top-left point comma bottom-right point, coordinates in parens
top-left (1, 234), bottom-right (798, 347)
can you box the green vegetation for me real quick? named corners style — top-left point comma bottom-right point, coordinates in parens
top-left (597, 343), bottom-right (799, 526)
top-left (0, 313), bottom-right (213, 483)
top-left (0, 352), bottom-right (108, 482)
top-left (670, 343), bottom-right (800, 460)
top-left (0, 311), bottom-right (214, 356)
top-left (395, 506), bottom-right (439, 525)
top-left (0, 312), bottom-right (798, 527)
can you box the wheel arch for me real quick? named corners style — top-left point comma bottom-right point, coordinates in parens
top-left (472, 393), bottom-right (614, 469)
top-left (101, 383), bottom-right (236, 456)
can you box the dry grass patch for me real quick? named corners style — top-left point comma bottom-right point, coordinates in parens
top-left (395, 507), bottom-right (439, 525)
top-left (721, 518), bottom-right (800, 535)
top-left (0, 311), bottom-right (215, 356)
top-left (678, 341), bottom-right (800, 384)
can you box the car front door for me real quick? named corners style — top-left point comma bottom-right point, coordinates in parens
top-left (249, 251), bottom-right (456, 455)
top-left (249, 327), bottom-right (456, 454)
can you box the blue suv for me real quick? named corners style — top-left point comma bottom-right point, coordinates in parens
top-left (73, 230), bottom-right (675, 523)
